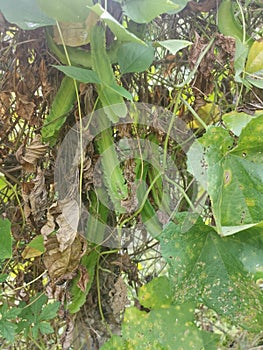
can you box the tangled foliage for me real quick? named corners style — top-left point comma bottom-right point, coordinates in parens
top-left (0, 1), bottom-right (263, 349)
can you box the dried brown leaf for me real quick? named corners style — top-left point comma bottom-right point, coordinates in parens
top-left (43, 233), bottom-right (87, 282)
top-left (16, 135), bottom-right (48, 172)
top-left (56, 199), bottom-right (80, 251)
top-left (111, 276), bottom-right (128, 316)
top-left (77, 265), bottom-right (90, 292)
top-left (21, 168), bottom-right (47, 226)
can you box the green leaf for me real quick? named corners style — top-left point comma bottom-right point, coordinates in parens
top-left (0, 320), bottom-right (17, 343)
top-left (105, 83), bottom-right (133, 101)
top-left (22, 235), bottom-right (45, 259)
top-left (39, 302), bottom-right (60, 321)
top-left (0, 304), bottom-right (21, 342)
top-left (159, 217), bottom-right (263, 331)
top-left (188, 120), bottom-right (263, 235)
top-left (222, 111), bottom-right (263, 136)
top-left (0, 218), bottom-right (12, 259)
top-left (103, 271), bottom-right (219, 349)
top-left (123, 0), bottom-right (183, 23)
top-left (101, 335), bottom-right (126, 350)
top-left (37, 0), bottom-right (93, 23)
top-left (245, 74), bottom-right (263, 88)
top-left (30, 294), bottom-right (48, 317)
top-left (0, 0), bottom-right (55, 30)
top-left (246, 40), bottom-right (263, 73)
top-left (232, 223), bottom-right (263, 275)
top-left (38, 321), bottom-right (54, 335)
top-left (234, 39), bottom-right (249, 82)
top-left (32, 324), bottom-right (40, 339)
top-left (138, 276), bottom-right (173, 309)
top-left (68, 250), bottom-right (99, 313)
top-left (158, 39), bottom-right (192, 55)
top-left (121, 303), bottom-right (219, 349)
top-left (90, 4), bottom-right (145, 44)
top-left (53, 65), bottom-right (101, 84)
top-left (0, 274), bottom-right (8, 283)
top-left (41, 76), bottom-right (76, 146)
top-left (118, 42), bottom-right (154, 74)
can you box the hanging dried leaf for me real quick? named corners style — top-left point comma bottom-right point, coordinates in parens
top-left (43, 233), bottom-right (87, 282)
top-left (56, 199), bottom-right (80, 252)
top-left (110, 276), bottom-right (128, 317)
top-left (40, 208), bottom-right (56, 238)
top-left (77, 264), bottom-right (90, 292)
top-left (21, 168), bottom-right (47, 225)
top-left (16, 134), bottom-right (48, 172)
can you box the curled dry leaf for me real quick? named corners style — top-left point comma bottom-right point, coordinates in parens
top-left (43, 233), bottom-right (87, 282)
top-left (21, 167), bottom-right (47, 225)
top-left (40, 207), bottom-right (56, 239)
top-left (110, 276), bottom-right (128, 317)
top-left (16, 134), bottom-right (48, 172)
top-left (77, 264), bottom-right (90, 292)
top-left (56, 199), bottom-right (80, 252)
top-left (41, 199), bottom-right (80, 251)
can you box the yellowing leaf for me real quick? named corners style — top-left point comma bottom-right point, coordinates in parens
top-left (246, 40), bottom-right (263, 73)
top-left (53, 12), bottom-right (98, 47)
top-left (188, 103), bottom-right (220, 129)
top-left (22, 235), bottom-right (45, 259)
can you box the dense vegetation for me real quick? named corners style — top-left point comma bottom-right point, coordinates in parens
top-left (0, 0), bottom-right (262, 349)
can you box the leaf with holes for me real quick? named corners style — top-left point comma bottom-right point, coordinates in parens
top-left (102, 277), bottom-right (219, 349)
top-left (159, 216), bottom-right (263, 331)
top-left (187, 115), bottom-right (263, 236)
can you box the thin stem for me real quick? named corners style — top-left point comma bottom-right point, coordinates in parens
top-left (181, 98), bottom-right (208, 130)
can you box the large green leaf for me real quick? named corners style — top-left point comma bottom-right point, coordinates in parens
top-left (159, 216), bottom-right (263, 331)
top-left (102, 277), bottom-right (219, 349)
top-left (246, 40), bottom-right (263, 74)
top-left (0, 0), bottom-right (55, 29)
top-left (222, 111), bottom-right (263, 136)
top-left (37, 0), bottom-right (93, 22)
top-left (123, 0), bottom-right (185, 23)
top-left (0, 218), bottom-right (12, 259)
top-left (187, 117), bottom-right (263, 235)
top-left (41, 76), bottom-right (77, 146)
top-left (118, 42), bottom-right (154, 74)
top-left (138, 276), bottom-right (173, 308)
top-left (90, 4), bottom-right (145, 44)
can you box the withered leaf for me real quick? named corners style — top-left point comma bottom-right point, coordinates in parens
top-left (43, 233), bottom-right (87, 282)
top-left (77, 265), bottom-right (90, 292)
top-left (21, 168), bottom-right (47, 225)
top-left (56, 199), bottom-right (80, 252)
top-left (16, 134), bottom-right (48, 172)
